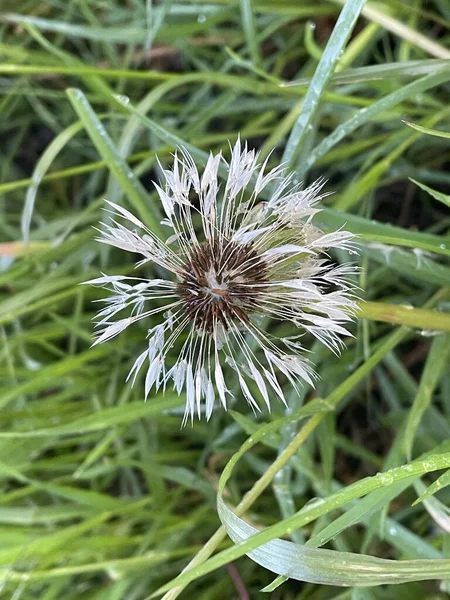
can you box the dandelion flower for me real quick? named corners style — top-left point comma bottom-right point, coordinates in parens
top-left (86, 140), bottom-right (358, 422)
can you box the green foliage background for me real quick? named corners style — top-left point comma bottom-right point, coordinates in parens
top-left (1, 1), bottom-right (450, 599)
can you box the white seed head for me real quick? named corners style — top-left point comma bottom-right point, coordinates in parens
top-left (88, 140), bottom-right (358, 422)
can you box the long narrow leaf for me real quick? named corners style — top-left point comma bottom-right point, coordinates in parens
top-left (282, 0), bottom-right (366, 171)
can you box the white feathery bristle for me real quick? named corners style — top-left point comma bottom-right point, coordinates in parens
top-left (86, 140), bottom-right (358, 422)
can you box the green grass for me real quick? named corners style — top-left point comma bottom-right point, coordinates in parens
top-left (1, 1), bottom-right (450, 599)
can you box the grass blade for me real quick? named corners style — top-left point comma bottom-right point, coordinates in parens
top-left (282, 0), bottom-right (366, 171)
top-left (66, 88), bottom-right (162, 234)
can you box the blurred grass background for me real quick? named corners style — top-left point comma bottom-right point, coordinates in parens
top-left (1, 1), bottom-right (450, 599)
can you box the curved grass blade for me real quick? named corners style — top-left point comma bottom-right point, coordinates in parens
top-left (413, 470), bottom-right (450, 506)
top-left (411, 179), bottom-right (450, 208)
top-left (403, 121), bottom-right (450, 139)
top-left (21, 121), bottom-right (84, 243)
top-left (177, 448), bottom-right (450, 590)
top-left (218, 495), bottom-right (450, 587)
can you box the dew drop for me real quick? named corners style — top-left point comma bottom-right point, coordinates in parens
top-left (420, 329), bottom-right (440, 337)
top-left (378, 472), bottom-right (394, 485)
top-left (24, 356), bottom-right (41, 370)
top-left (303, 497), bottom-right (325, 509)
top-left (115, 94), bottom-right (130, 105)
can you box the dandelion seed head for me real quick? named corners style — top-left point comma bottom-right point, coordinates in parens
top-left (87, 140), bottom-right (358, 421)
top-left (176, 238), bottom-right (268, 333)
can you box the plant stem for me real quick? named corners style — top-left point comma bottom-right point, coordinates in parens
top-left (358, 300), bottom-right (450, 333)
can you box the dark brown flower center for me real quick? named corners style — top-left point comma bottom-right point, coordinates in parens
top-left (177, 239), bottom-right (268, 332)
